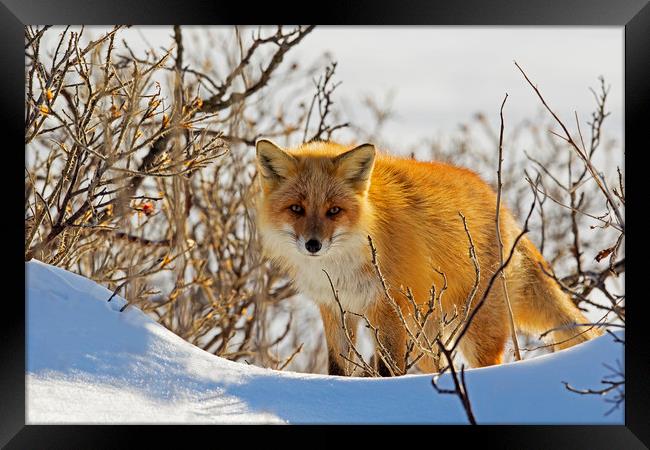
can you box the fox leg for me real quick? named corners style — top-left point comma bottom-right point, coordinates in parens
top-left (458, 321), bottom-right (508, 367)
top-left (367, 298), bottom-right (407, 377)
top-left (456, 284), bottom-right (509, 368)
top-left (319, 304), bottom-right (358, 376)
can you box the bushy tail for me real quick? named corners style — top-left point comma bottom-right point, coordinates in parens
top-left (510, 237), bottom-right (603, 351)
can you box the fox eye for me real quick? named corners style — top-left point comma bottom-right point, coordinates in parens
top-left (289, 204), bottom-right (304, 215)
top-left (326, 206), bottom-right (341, 217)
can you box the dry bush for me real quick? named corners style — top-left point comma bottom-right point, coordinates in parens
top-left (24, 25), bottom-right (349, 368)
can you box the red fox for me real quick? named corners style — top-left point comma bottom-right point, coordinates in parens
top-left (254, 139), bottom-right (602, 376)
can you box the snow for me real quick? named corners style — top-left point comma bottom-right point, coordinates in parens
top-left (26, 260), bottom-right (624, 424)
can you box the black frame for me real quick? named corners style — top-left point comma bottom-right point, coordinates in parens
top-left (5, 0), bottom-right (648, 447)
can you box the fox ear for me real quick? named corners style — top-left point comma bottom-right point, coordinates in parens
top-left (256, 139), bottom-right (296, 184)
top-left (333, 144), bottom-right (376, 190)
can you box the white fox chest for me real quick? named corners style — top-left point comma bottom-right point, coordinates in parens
top-left (289, 255), bottom-right (381, 315)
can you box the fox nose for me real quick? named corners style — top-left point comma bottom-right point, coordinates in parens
top-left (305, 239), bottom-right (322, 254)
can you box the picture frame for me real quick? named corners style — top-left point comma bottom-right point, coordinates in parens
top-left (6, 0), bottom-right (648, 446)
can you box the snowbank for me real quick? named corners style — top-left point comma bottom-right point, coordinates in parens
top-left (25, 260), bottom-right (624, 424)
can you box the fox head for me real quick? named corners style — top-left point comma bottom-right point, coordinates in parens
top-left (255, 139), bottom-right (376, 259)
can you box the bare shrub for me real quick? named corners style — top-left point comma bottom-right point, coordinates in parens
top-left (24, 25), bottom-right (347, 368)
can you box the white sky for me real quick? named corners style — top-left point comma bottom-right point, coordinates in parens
top-left (301, 27), bottom-right (623, 151)
top-left (83, 26), bottom-right (623, 154)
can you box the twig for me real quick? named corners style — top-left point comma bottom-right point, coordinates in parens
top-left (494, 93), bottom-right (521, 361)
top-left (431, 340), bottom-right (477, 425)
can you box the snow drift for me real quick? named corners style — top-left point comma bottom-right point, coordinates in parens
top-left (25, 260), bottom-right (624, 424)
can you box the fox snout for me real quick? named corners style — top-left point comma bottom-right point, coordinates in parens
top-left (299, 213), bottom-right (327, 255)
top-left (296, 234), bottom-right (329, 257)
top-left (305, 239), bottom-right (322, 254)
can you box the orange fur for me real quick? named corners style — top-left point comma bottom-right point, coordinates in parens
top-left (254, 139), bottom-right (602, 376)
